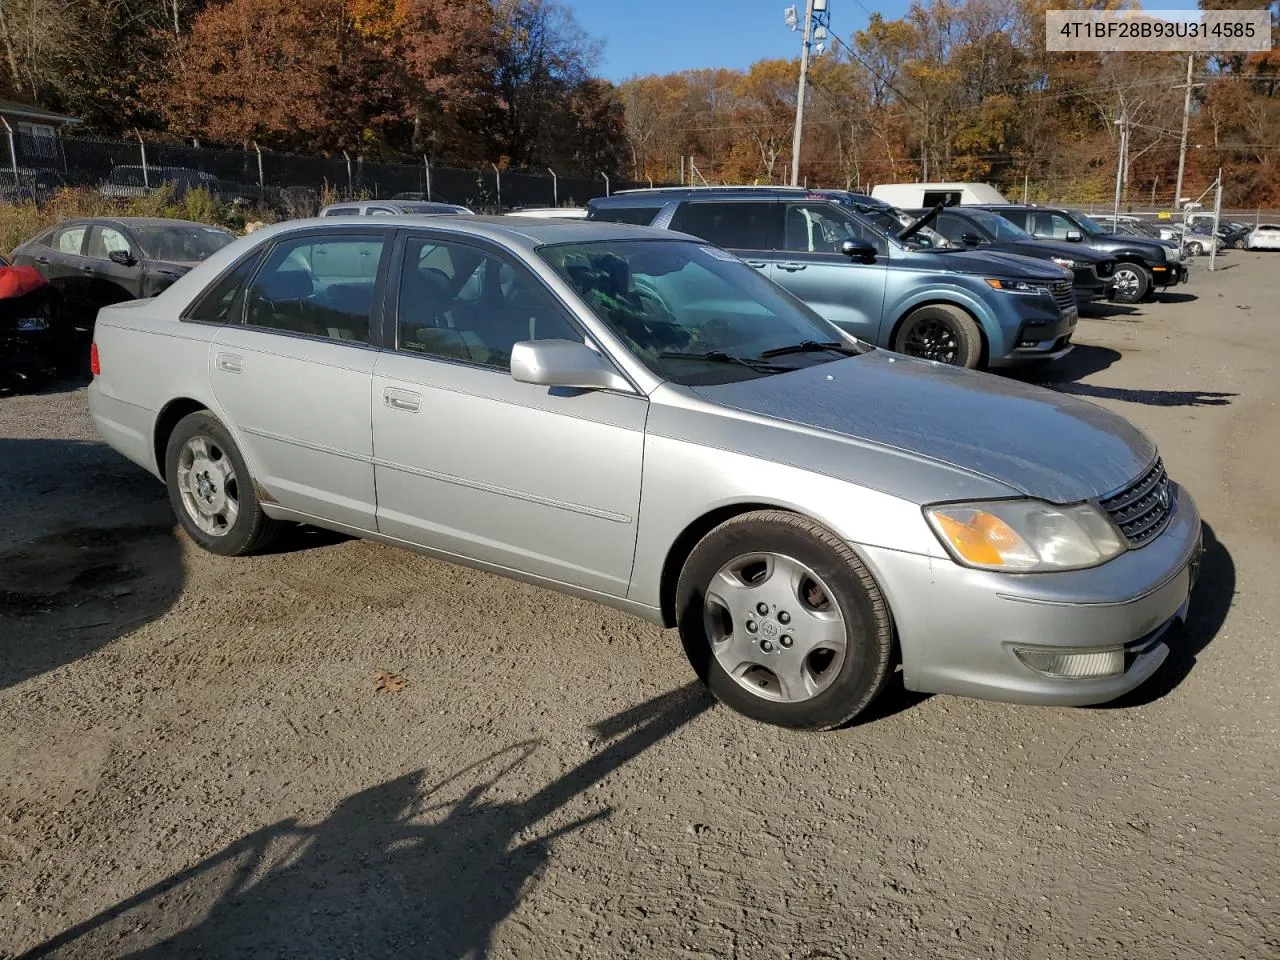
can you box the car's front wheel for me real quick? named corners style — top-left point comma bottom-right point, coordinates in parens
top-left (164, 411), bottom-right (282, 556)
top-left (1110, 263), bottom-right (1150, 304)
top-left (1187, 241), bottom-right (1204, 257)
top-left (675, 510), bottom-right (894, 730)
top-left (893, 304), bottom-right (983, 368)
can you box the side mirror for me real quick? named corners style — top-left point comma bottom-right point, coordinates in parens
top-left (959, 233), bottom-right (984, 247)
top-left (840, 238), bottom-right (877, 263)
top-left (108, 250), bottom-right (136, 266)
top-left (510, 339), bottom-right (632, 392)
top-left (1064, 230), bottom-right (1083, 242)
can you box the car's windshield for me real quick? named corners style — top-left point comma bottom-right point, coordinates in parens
top-left (965, 209), bottom-right (1030, 240)
top-left (538, 240), bottom-right (864, 386)
top-left (1067, 211), bottom-right (1106, 237)
top-left (132, 224), bottom-right (234, 262)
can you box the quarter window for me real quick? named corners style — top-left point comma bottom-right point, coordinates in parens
top-left (53, 225), bottom-right (86, 255)
top-left (396, 238), bottom-right (579, 369)
top-left (185, 254), bottom-right (263, 325)
top-left (243, 234), bottom-right (385, 343)
top-left (668, 202), bottom-right (779, 251)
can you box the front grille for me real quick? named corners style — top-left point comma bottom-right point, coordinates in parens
top-left (1100, 458), bottom-right (1173, 547)
top-left (1050, 279), bottom-right (1076, 312)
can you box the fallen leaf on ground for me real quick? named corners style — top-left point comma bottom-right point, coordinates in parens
top-left (374, 672), bottom-right (406, 693)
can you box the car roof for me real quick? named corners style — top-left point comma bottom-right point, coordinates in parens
top-left (249, 215), bottom-right (683, 250)
top-left (61, 216), bottom-right (230, 229)
top-left (595, 186), bottom-right (823, 205)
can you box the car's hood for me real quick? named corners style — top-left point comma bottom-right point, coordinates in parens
top-left (692, 351), bottom-right (1155, 503)
top-left (914, 248), bottom-right (1070, 281)
top-left (983, 238), bottom-right (1110, 263)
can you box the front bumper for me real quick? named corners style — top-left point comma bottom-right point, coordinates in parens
top-left (857, 483), bottom-right (1202, 706)
top-left (1151, 262), bottom-right (1188, 287)
top-left (1071, 264), bottom-right (1112, 302)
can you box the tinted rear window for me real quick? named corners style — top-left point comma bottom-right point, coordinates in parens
top-left (668, 201), bottom-right (779, 250)
top-left (590, 206), bottom-right (662, 226)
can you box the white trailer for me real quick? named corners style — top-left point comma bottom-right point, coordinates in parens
top-left (870, 182), bottom-right (1009, 208)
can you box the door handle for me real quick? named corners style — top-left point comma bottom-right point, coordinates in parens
top-left (777, 263), bottom-right (808, 272)
top-left (744, 260), bottom-right (768, 268)
top-left (216, 352), bottom-right (242, 374)
top-left (384, 387), bottom-right (421, 413)
top-left (79, 265), bottom-right (96, 274)
top-left (34, 256), bottom-right (49, 265)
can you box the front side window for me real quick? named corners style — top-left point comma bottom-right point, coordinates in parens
top-left (540, 240), bottom-right (862, 386)
top-left (783, 202), bottom-right (890, 256)
top-left (86, 226), bottom-right (132, 260)
top-left (53, 225), bottom-right (86, 255)
top-left (244, 233), bottom-right (386, 343)
top-left (1028, 212), bottom-right (1079, 240)
top-left (668, 202), bottom-right (779, 251)
top-left (397, 237), bottom-right (579, 368)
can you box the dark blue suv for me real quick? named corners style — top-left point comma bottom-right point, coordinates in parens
top-left (587, 187), bottom-right (1077, 369)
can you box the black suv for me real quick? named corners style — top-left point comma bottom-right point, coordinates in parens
top-left (908, 206), bottom-right (1117, 304)
top-left (973, 205), bottom-right (1187, 304)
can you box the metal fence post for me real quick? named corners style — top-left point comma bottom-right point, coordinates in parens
top-left (1, 117), bottom-right (18, 187)
top-left (600, 171), bottom-right (610, 197)
top-left (135, 128), bottom-right (149, 188)
top-left (548, 167), bottom-right (557, 206)
top-left (423, 155), bottom-right (431, 200)
top-left (342, 150), bottom-right (352, 198)
top-left (491, 162), bottom-right (501, 211)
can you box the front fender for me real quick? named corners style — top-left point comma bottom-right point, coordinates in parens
top-left (883, 282), bottom-right (1016, 357)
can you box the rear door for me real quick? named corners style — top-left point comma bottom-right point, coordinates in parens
top-left (40, 223), bottom-right (95, 331)
top-left (775, 200), bottom-right (889, 342)
top-left (208, 228), bottom-right (388, 529)
top-left (667, 201), bottom-right (781, 279)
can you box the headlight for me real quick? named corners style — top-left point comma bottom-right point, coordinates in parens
top-left (985, 278), bottom-right (1046, 294)
top-left (925, 499), bottom-right (1125, 572)
top-left (16, 317), bottom-right (47, 331)
top-left (1166, 246), bottom-right (1182, 262)
top-left (1050, 257), bottom-right (1078, 269)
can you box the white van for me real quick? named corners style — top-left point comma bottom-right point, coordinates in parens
top-left (870, 182), bottom-right (1009, 208)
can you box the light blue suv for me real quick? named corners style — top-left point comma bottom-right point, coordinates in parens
top-left (587, 187), bottom-right (1078, 369)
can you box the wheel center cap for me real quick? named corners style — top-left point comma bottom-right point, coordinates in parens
top-left (760, 619), bottom-right (780, 640)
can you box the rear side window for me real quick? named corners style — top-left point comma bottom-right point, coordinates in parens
top-left (323, 206), bottom-right (359, 217)
top-left (185, 254), bottom-right (263, 324)
top-left (244, 234), bottom-right (386, 343)
top-left (591, 206), bottom-right (662, 226)
top-left (668, 202), bottom-right (780, 251)
top-left (53, 225), bottom-right (86, 254)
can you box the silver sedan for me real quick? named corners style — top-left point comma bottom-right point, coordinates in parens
top-left (87, 217), bottom-right (1203, 729)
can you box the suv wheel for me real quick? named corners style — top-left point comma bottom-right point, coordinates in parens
top-left (1110, 263), bottom-right (1150, 304)
top-left (893, 304), bottom-right (983, 368)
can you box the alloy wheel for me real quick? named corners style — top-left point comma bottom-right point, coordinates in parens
top-left (703, 552), bottom-right (847, 703)
top-left (175, 435), bottom-right (239, 536)
top-left (1113, 267), bottom-right (1142, 299)
top-left (902, 317), bottom-right (959, 364)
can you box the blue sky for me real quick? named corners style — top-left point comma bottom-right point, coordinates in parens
top-left (563, 0), bottom-right (1210, 81)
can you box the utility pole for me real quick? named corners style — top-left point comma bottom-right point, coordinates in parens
top-left (1174, 55), bottom-right (1201, 211)
top-left (789, 0), bottom-right (816, 187)
top-left (1113, 113), bottom-right (1128, 226)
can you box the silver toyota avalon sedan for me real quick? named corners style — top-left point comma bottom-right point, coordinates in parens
top-left (87, 217), bottom-right (1203, 729)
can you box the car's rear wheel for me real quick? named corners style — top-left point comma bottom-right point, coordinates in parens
top-left (1110, 263), bottom-right (1150, 304)
top-left (675, 510), bottom-right (894, 730)
top-left (1187, 240), bottom-right (1204, 257)
top-left (893, 304), bottom-right (983, 368)
top-left (164, 411), bottom-right (282, 556)
top-left (1233, 238), bottom-right (1247, 250)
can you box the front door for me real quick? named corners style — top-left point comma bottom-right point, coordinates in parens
top-left (83, 223), bottom-right (144, 307)
top-left (208, 229), bottom-right (389, 530)
top-left (371, 233), bottom-right (647, 596)
top-left (775, 201), bottom-right (889, 343)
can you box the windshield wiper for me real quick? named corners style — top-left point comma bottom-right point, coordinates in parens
top-left (758, 340), bottom-right (858, 359)
top-left (657, 349), bottom-right (788, 373)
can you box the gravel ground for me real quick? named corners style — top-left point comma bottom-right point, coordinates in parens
top-left (1, 254), bottom-right (1277, 960)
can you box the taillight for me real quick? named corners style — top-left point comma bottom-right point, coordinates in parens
top-left (90, 342), bottom-right (100, 377)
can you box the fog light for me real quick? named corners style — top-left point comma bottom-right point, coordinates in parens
top-left (1017, 339), bottom-right (1040, 348)
top-left (1013, 646), bottom-right (1124, 679)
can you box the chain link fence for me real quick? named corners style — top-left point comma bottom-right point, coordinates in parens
top-left (1, 132), bottom-right (634, 214)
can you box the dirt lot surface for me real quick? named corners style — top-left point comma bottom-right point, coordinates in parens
top-left (2, 254), bottom-right (1278, 960)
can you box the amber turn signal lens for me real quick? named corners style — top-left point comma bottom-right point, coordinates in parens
top-left (932, 511), bottom-right (1022, 567)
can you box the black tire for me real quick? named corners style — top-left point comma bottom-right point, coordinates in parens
top-left (675, 510), bottom-right (894, 730)
top-left (164, 411), bottom-right (282, 556)
top-left (1187, 241), bottom-right (1203, 257)
top-left (1110, 262), bottom-right (1150, 304)
top-left (1233, 238), bottom-right (1247, 250)
top-left (893, 303), bottom-right (983, 368)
